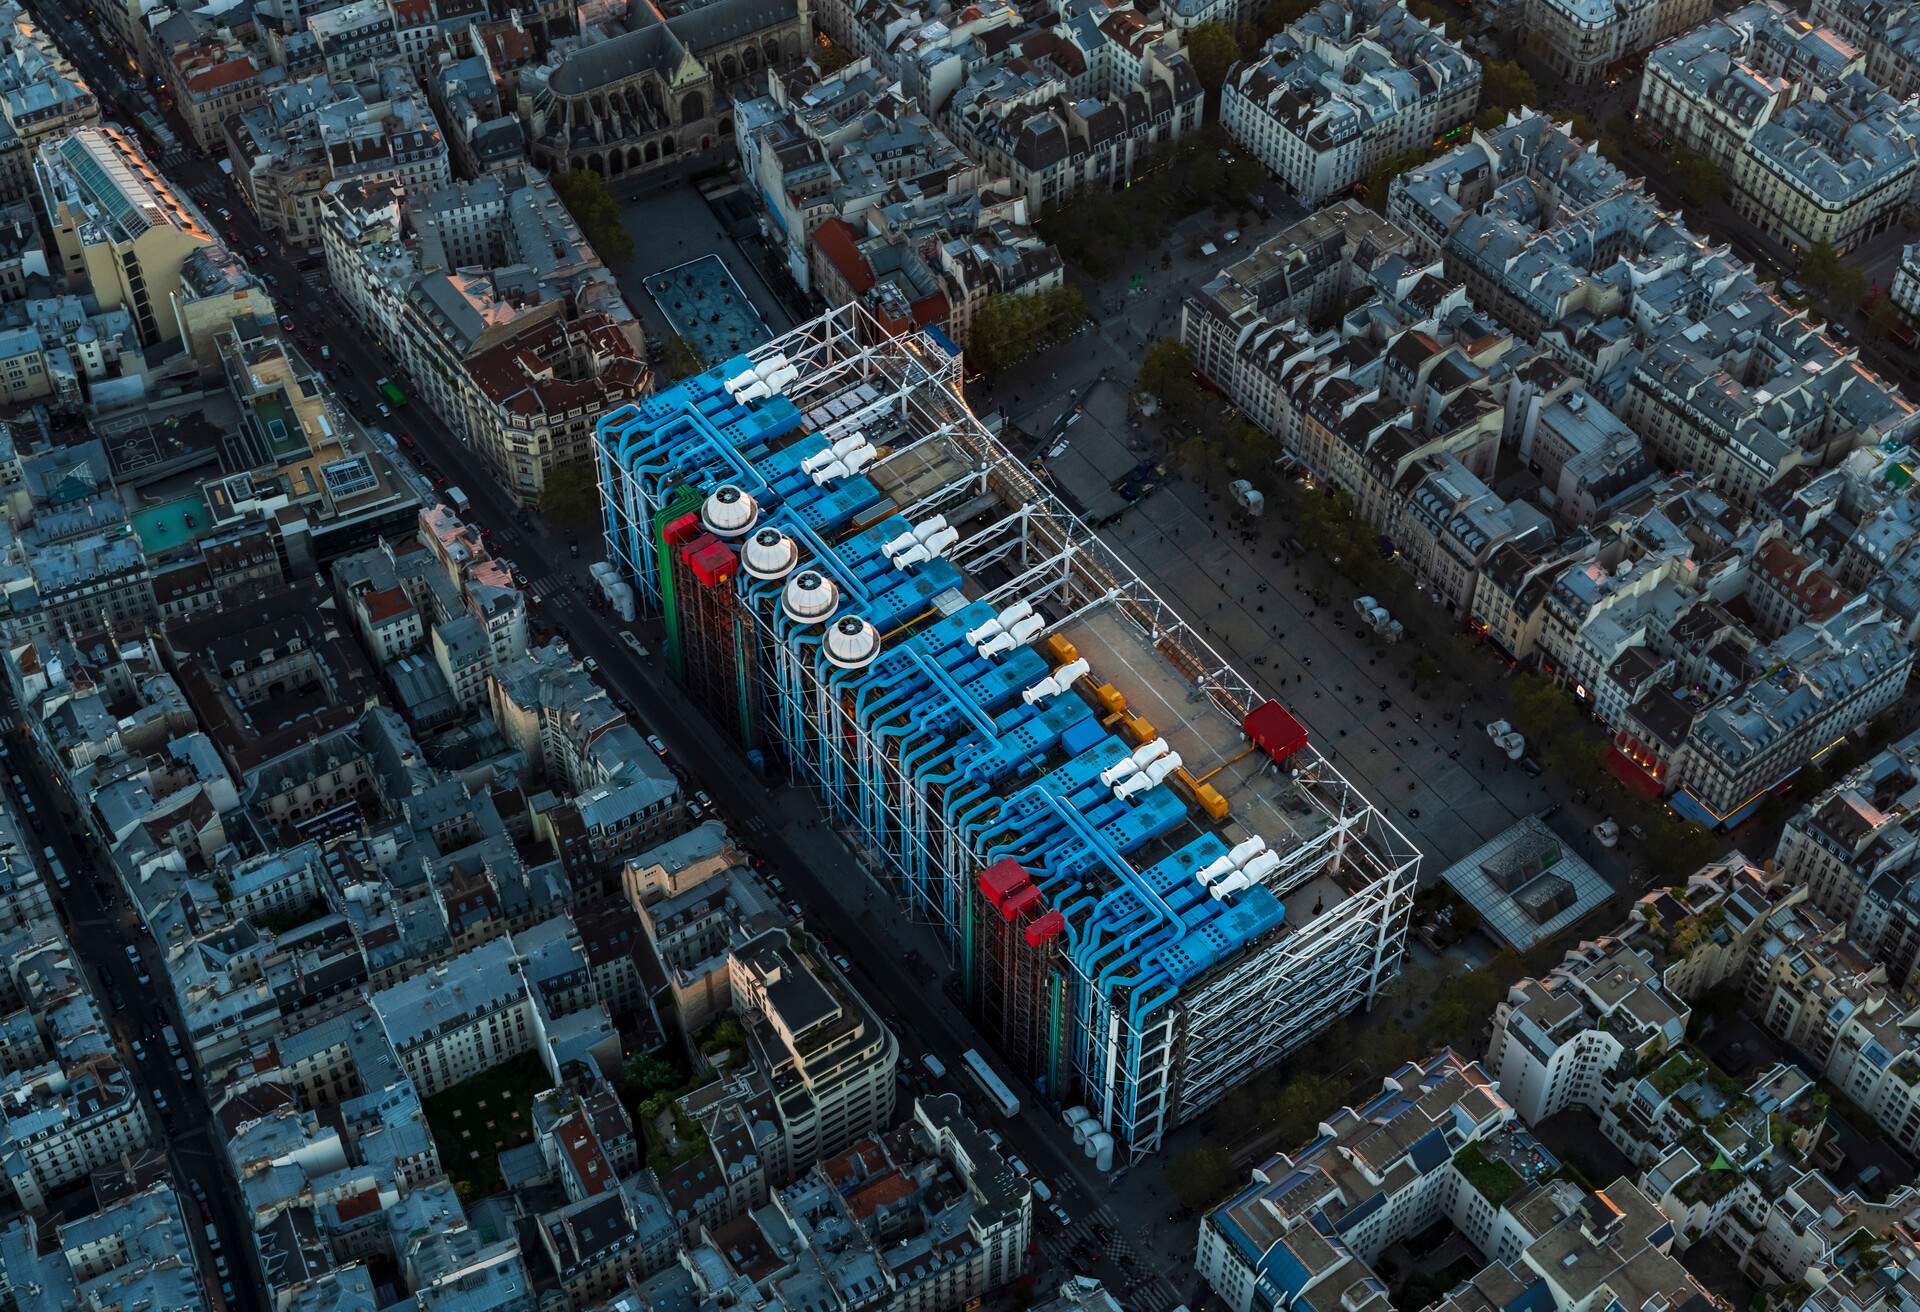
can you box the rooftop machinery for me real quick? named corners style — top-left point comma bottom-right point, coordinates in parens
top-left (593, 304), bottom-right (1420, 1160)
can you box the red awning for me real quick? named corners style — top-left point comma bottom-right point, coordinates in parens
top-left (1604, 747), bottom-right (1665, 800)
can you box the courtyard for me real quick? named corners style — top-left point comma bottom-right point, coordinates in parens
top-left (421, 1051), bottom-right (548, 1198)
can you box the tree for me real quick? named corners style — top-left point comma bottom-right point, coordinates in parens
top-left (1261, 1073), bottom-right (1332, 1144)
top-left (1187, 23), bottom-right (1243, 93)
top-left (1667, 146), bottom-right (1729, 208)
top-left (1545, 733), bottom-right (1607, 792)
top-left (551, 168), bottom-right (635, 265)
top-left (1510, 671), bottom-right (1576, 743)
top-left (1798, 240), bottom-right (1861, 304)
top-left (1223, 418), bottom-right (1275, 473)
top-left (1565, 112), bottom-right (1596, 142)
top-left (1650, 812), bottom-right (1718, 873)
top-left (1363, 147), bottom-right (1430, 212)
top-left (1475, 105), bottom-right (1509, 131)
top-left (622, 1053), bottom-right (679, 1098)
top-left (1866, 292), bottom-right (1906, 340)
top-left (1409, 0), bottom-right (1463, 38)
top-left (1598, 115), bottom-right (1637, 169)
top-left (967, 285), bottom-right (1088, 376)
top-left (1138, 338), bottom-right (1195, 400)
top-left (540, 460), bottom-right (601, 529)
top-left (1354, 1021), bottom-right (1416, 1076)
top-left (1238, 0), bottom-right (1315, 47)
top-left (656, 333), bottom-right (705, 383)
top-left (1171, 1146), bottom-right (1235, 1210)
top-left (1481, 61), bottom-right (1537, 114)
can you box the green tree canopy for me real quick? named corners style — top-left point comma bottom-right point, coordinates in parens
top-left (1138, 337), bottom-right (1193, 397)
top-left (1363, 147), bottom-right (1430, 211)
top-left (1650, 813), bottom-right (1719, 874)
top-left (1667, 146), bottom-right (1729, 208)
top-left (622, 1053), bottom-right (680, 1098)
top-left (967, 285), bottom-right (1087, 376)
top-left (1867, 292), bottom-right (1905, 339)
top-left (656, 333), bottom-right (705, 383)
top-left (539, 460), bottom-right (601, 529)
top-left (1187, 22), bottom-right (1244, 91)
top-left (1261, 1074), bottom-right (1333, 1145)
top-left (552, 168), bottom-right (635, 265)
top-left (1170, 1146), bottom-right (1235, 1211)
top-left (1799, 241), bottom-right (1866, 306)
top-left (1510, 671), bottom-right (1576, 743)
top-left (1482, 61), bottom-right (1537, 114)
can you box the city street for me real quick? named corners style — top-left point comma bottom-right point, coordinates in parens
top-left (0, 697), bottom-right (261, 1312)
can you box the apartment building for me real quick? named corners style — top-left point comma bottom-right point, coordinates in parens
top-left (1484, 936), bottom-right (1690, 1129)
top-left (1221, 0), bottom-right (1479, 205)
top-left (0, 5), bottom-right (100, 204)
top-left (319, 169), bottom-right (649, 502)
top-left (1201, 1045), bottom-right (1723, 1312)
top-left (942, 30), bottom-right (1204, 211)
top-left (0, 1180), bottom-right (208, 1310)
top-left (1775, 726), bottom-right (1920, 988)
top-left (369, 934), bottom-right (536, 1096)
top-left (1809, 0), bottom-right (1920, 98)
top-left (1197, 1051), bottom-right (1552, 1312)
top-left (1638, 4), bottom-right (1920, 255)
top-left (227, 69), bottom-right (450, 247)
top-left (33, 125), bottom-right (214, 347)
top-left (728, 927), bottom-right (898, 1177)
top-left (1519, 0), bottom-right (1708, 83)
top-left (167, 37), bottom-right (268, 153)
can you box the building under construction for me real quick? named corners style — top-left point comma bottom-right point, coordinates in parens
top-left (593, 304), bottom-right (1419, 1160)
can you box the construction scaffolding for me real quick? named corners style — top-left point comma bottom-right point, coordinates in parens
top-left (593, 303), bottom-right (1421, 1160)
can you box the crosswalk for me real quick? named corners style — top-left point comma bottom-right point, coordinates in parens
top-left (183, 176), bottom-right (225, 207)
top-left (1036, 1202), bottom-right (1185, 1312)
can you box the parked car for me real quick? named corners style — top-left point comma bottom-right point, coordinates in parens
top-left (646, 734), bottom-right (668, 756)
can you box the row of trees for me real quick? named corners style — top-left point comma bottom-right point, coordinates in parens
top-left (1507, 671), bottom-right (1719, 867)
top-left (551, 168), bottom-right (635, 265)
top-left (1036, 131), bottom-right (1268, 277)
top-left (968, 285), bottom-right (1089, 377)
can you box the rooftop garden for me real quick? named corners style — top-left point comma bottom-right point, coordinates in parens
top-left (1454, 1142), bottom-right (1524, 1209)
top-left (1648, 1052), bottom-right (1708, 1099)
top-left (1673, 1159), bottom-right (1743, 1207)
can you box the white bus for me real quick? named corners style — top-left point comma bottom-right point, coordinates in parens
top-left (962, 1048), bottom-right (1020, 1118)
